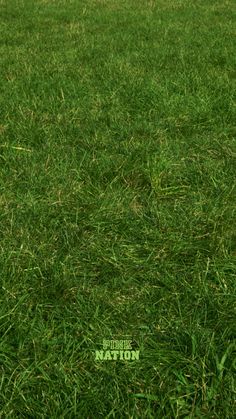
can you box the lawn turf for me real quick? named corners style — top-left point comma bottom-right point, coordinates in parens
top-left (0, 0), bottom-right (235, 417)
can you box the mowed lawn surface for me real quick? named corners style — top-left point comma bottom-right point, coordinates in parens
top-left (0, 0), bottom-right (235, 417)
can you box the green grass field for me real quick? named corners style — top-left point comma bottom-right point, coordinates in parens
top-left (0, 0), bottom-right (235, 417)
